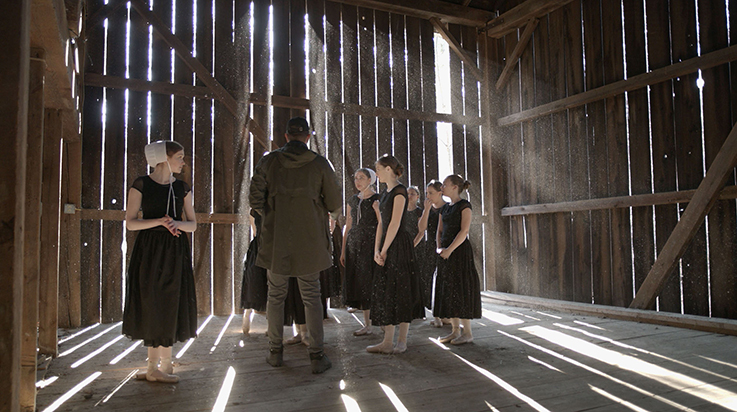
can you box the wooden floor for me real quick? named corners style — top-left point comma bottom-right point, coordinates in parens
top-left (35, 298), bottom-right (737, 411)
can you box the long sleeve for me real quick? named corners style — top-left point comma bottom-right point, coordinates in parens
top-left (321, 161), bottom-right (343, 218)
top-left (249, 156), bottom-right (269, 213)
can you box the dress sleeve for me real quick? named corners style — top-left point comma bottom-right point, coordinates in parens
top-left (395, 185), bottom-right (408, 199)
top-left (131, 176), bottom-right (145, 193)
top-left (180, 180), bottom-right (192, 196)
top-left (459, 199), bottom-right (472, 212)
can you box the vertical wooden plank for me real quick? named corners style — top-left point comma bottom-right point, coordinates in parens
top-left (0, 4), bottom-right (29, 409)
top-left (374, 10), bottom-right (392, 160)
top-left (565, 0), bottom-right (591, 304)
top-left (519, 20), bottom-right (537, 297)
top-left (602, 0), bottom-right (632, 308)
top-left (307, 0), bottom-right (326, 155)
top-left (670, 0), bottom-right (708, 316)
top-left (150, 0), bottom-right (173, 139)
top-left (252, 0), bottom-right (271, 160)
top-left (291, 0), bottom-right (307, 121)
top-left (213, 0), bottom-right (235, 315)
top-left (624, 0), bottom-right (654, 308)
top-left (193, 0), bottom-right (215, 315)
top-left (342, 4), bottom-right (361, 183)
top-left (59, 139), bottom-right (83, 328)
top-left (324, 1), bottom-right (344, 198)
top-left (699, 0), bottom-right (737, 319)
top-left (420, 19), bottom-right (438, 182)
top-left (21, 54), bottom-right (44, 412)
top-left (101, 2), bottom-right (128, 323)
top-left (448, 24), bottom-right (465, 179)
top-left (272, 0), bottom-right (291, 149)
top-left (405, 16), bottom-right (424, 187)
top-left (39, 109), bottom-right (63, 357)
top-left (548, 7), bottom-right (573, 301)
top-left (390, 14), bottom-right (409, 184)
top-left (358, 7), bottom-right (377, 168)
top-left (173, 0), bottom-right (195, 184)
top-left (80, 0), bottom-right (105, 326)
top-left (645, 0), bottom-right (679, 313)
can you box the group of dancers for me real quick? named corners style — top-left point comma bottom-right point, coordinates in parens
top-left (242, 154), bottom-right (482, 354)
top-left (121, 130), bottom-right (481, 383)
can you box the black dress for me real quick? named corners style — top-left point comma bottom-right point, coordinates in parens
top-left (417, 205), bottom-right (442, 309)
top-left (240, 210), bottom-right (268, 312)
top-left (343, 193), bottom-right (380, 310)
top-left (370, 185), bottom-right (424, 326)
top-left (122, 176), bottom-right (198, 348)
top-left (433, 200), bottom-right (481, 319)
top-left (404, 207), bottom-right (422, 242)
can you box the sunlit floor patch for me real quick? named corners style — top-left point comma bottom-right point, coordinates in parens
top-left (528, 356), bottom-right (564, 373)
top-left (176, 315), bottom-right (213, 359)
top-left (484, 400), bottom-right (501, 411)
top-left (510, 310), bottom-right (541, 321)
top-left (110, 340), bottom-right (142, 365)
top-left (481, 308), bottom-right (524, 326)
top-left (451, 351), bottom-right (551, 412)
top-left (58, 323), bottom-right (100, 344)
top-left (42, 371), bottom-right (102, 412)
top-left (210, 314), bottom-right (235, 353)
top-left (95, 369), bottom-right (138, 406)
top-left (379, 382), bottom-right (409, 412)
top-left (36, 376), bottom-right (58, 389)
top-left (211, 366), bottom-right (236, 412)
top-left (498, 330), bottom-right (696, 411)
top-left (699, 355), bottom-right (737, 371)
top-left (350, 313), bottom-right (365, 327)
top-left (341, 394), bottom-right (362, 412)
top-left (589, 384), bottom-right (650, 412)
top-left (71, 334), bottom-right (126, 368)
top-left (534, 311), bottom-right (562, 319)
top-left (573, 320), bottom-right (605, 330)
top-left (428, 337), bottom-right (451, 350)
top-left (58, 322), bottom-right (121, 357)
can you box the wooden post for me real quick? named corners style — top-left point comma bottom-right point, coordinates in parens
top-left (20, 50), bottom-right (45, 412)
top-left (58, 138), bottom-right (83, 328)
top-left (630, 122), bottom-right (737, 310)
top-left (0, 1), bottom-right (30, 411)
top-left (39, 109), bottom-right (63, 357)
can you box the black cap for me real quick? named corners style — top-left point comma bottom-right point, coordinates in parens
top-left (286, 117), bottom-right (311, 136)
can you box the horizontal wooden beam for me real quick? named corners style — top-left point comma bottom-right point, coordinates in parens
top-left (84, 73), bottom-right (214, 99)
top-left (482, 291), bottom-right (737, 337)
top-left (333, 102), bottom-right (483, 125)
top-left (631, 122), bottom-right (737, 310)
top-left (499, 44), bottom-right (737, 127)
top-left (482, 0), bottom-right (574, 38)
top-left (502, 185), bottom-right (737, 216)
top-left (77, 208), bottom-right (249, 225)
top-left (495, 18), bottom-right (538, 90)
top-left (326, 0), bottom-right (494, 27)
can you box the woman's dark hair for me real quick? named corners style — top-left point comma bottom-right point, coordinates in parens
top-left (445, 175), bottom-right (471, 192)
top-left (165, 140), bottom-right (185, 157)
top-left (376, 154), bottom-right (404, 177)
top-left (427, 180), bottom-right (443, 192)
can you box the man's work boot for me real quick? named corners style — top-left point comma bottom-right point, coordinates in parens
top-left (266, 345), bottom-right (283, 367)
top-left (310, 351), bottom-right (332, 374)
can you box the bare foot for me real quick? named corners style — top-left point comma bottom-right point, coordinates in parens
top-left (366, 342), bottom-right (394, 354)
top-left (145, 369), bottom-right (179, 383)
top-left (353, 326), bottom-right (372, 336)
top-left (450, 334), bottom-right (473, 345)
top-left (284, 335), bottom-right (302, 345)
top-left (439, 331), bottom-right (461, 344)
top-left (393, 341), bottom-right (407, 354)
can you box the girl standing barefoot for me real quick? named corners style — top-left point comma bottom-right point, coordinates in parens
top-left (123, 140), bottom-right (198, 383)
top-left (415, 181), bottom-right (446, 326)
top-left (367, 155), bottom-right (423, 354)
top-left (434, 175), bottom-right (481, 345)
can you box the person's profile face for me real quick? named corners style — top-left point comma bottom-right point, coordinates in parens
top-left (354, 171), bottom-right (370, 191)
top-left (168, 150), bottom-right (186, 174)
top-left (441, 178), bottom-right (457, 197)
top-left (374, 163), bottom-right (392, 183)
top-left (408, 188), bottom-right (419, 204)
top-left (426, 186), bottom-right (441, 203)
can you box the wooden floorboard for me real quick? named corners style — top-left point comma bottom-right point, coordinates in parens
top-left (35, 298), bottom-right (737, 411)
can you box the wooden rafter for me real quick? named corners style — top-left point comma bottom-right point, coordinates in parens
top-left (85, 0), bottom-right (127, 34)
top-left (85, 73), bottom-right (214, 99)
top-left (495, 18), bottom-right (538, 90)
top-left (482, 0), bottom-right (574, 38)
top-left (125, 0), bottom-right (269, 150)
top-left (630, 122), bottom-right (737, 310)
top-left (498, 43), bottom-right (737, 126)
top-left (429, 17), bottom-right (483, 82)
top-left (325, 0), bottom-right (493, 26)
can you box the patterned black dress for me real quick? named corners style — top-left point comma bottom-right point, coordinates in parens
top-left (370, 185), bottom-right (424, 326)
top-left (433, 200), bottom-right (481, 319)
top-left (417, 205), bottom-right (443, 309)
top-left (241, 210), bottom-right (268, 312)
top-left (404, 206), bottom-right (422, 243)
top-left (122, 176), bottom-right (198, 348)
top-left (343, 193), bottom-right (380, 310)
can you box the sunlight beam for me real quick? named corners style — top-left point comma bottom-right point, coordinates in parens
top-left (42, 372), bottom-right (102, 412)
top-left (589, 384), bottom-right (650, 412)
top-left (341, 394), bottom-right (362, 412)
top-left (58, 323), bottom-right (100, 344)
top-left (379, 382), bottom-right (409, 412)
top-left (58, 322), bottom-right (121, 357)
top-left (109, 340), bottom-right (142, 365)
top-left (482, 308), bottom-right (524, 326)
top-left (177, 315), bottom-right (213, 359)
top-left (212, 366), bottom-right (237, 412)
top-left (71, 334), bottom-right (126, 368)
top-left (95, 370), bottom-right (138, 406)
top-left (210, 314), bottom-right (235, 353)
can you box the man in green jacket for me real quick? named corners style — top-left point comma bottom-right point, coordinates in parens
top-left (249, 117), bottom-right (342, 374)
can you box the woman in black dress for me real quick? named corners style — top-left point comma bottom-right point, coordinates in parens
top-left (415, 180), bottom-right (446, 327)
top-left (341, 168), bottom-right (380, 336)
top-left (368, 155), bottom-right (423, 354)
top-left (123, 140), bottom-right (198, 383)
top-left (434, 175), bottom-right (481, 345)
top-left (404, 186), bottom-right (422, 242)
top-left (241, 209), bottom-right (268, 335)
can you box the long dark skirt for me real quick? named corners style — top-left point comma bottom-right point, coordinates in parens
top-left (433, 240), bottom-right (481, 319)
top-left (241, 237), bottom-right (268, 312)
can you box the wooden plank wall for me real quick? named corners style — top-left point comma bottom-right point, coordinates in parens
top-left (75, 0), bottom-right (462, 324)
top-left (492, 0), bottom-right (737, 319)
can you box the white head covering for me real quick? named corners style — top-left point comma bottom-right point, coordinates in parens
top-left (144, 140), bottom-right (177, 218)
top-left (360, 168), bottom-right (377, 185)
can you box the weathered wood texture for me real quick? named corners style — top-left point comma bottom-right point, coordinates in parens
top-left (490, 1), bottom-right (737, 320)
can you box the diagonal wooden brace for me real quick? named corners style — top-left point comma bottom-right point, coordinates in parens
top-left (630, 122), bottom-right (737, 310)
top-left (430, 17), bottom-right (483, 83)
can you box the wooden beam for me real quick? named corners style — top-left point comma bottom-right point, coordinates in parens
top-left (334, 101), bottom-right (483, 125)
top-left (495, 18), bottom-right (538, 90)
top-left (482, 0), bottom-right (575, 38)
top-left (38, 109), bottom-right (62, 357)
top-left (77, 209), bottom-right (249, 225)
top-left (430, 17), bottom-right (483, 82)
top-left (84, 73), bottom-right (214, 99)
top-left (325, 0), bottom-right (493, 26)
top-left (630, 123), bottom-right (737, 310)
top-left (84, 0), bottom-right (126, 33)
top-left (483, 291), bottom-right (737, 337)
top-left (128, 0), bottom-right (269, 150)
top-left (499, 43), bottom-right (737, 126)
top-left (502, 185), bottom-right (737, 216)
top-left (0, 2), bottom-right (30, 410)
